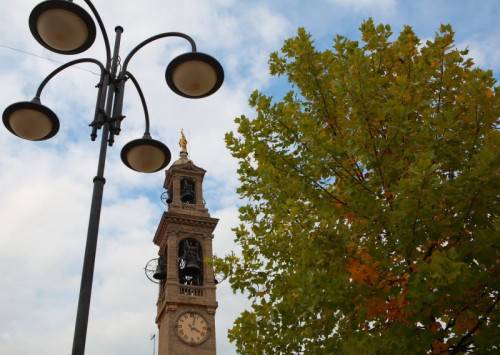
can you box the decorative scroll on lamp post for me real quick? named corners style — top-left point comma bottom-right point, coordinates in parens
top-left (2, 1), bottom-right (224, 354)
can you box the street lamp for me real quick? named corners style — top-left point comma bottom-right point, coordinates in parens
top-left (29, 0), bottom-right (97, 54)
top-left (2, 1), bottom-right (224, 354)
top-left (2, 98), bottom-right (59, 140)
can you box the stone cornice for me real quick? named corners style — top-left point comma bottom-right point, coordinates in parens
top-left (156, 300), bottom-right (219, 324)
top-left (153, 211), bottom-right (219, 245)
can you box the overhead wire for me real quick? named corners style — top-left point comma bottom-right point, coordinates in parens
top-left (0, 43), bottom-right (101, 76)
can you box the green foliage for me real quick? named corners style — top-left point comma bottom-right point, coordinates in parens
top-left (218, 19), bottom-right (500, 354)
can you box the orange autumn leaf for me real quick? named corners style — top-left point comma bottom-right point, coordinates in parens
top-left (409, 263), bottom-right (420, 273)
top-left (347, 259), bottom-right (379, 285)
top-left (383, 190), bottom-right (394, 200)
top-left (455, 312), bottom-right (476, 334)
top-left (432, 340), bottom-right (449, 354)
top-left (430, 322), bottom-right (441, 334)
top-left (386, 292), bottom-right (409, 321)
top-left (365, 297), bottom-right (386, 319)
top-left (346, 212), bottom-right (356, 223)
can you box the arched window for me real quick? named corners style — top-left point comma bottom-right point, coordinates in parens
top-left (178, 238), bottom-right (203, 285)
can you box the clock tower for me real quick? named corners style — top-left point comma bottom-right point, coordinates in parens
top-left (153, 131), bottom-right (218, 355)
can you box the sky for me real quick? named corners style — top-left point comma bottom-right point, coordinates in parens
top-left (1, 1), bottom-right (499, 354)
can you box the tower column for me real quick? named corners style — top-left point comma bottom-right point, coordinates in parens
top-left (166, 233), bottom-right (178, 282)
top-left (195, 177), bottom-right (204, 209)
top-left (172, 176), bottom-right (182, 208)
top-left (203, 236), bottom-right (215, 285)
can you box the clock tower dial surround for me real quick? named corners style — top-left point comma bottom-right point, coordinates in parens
top-left (153, 139), bottom-right (219, 355)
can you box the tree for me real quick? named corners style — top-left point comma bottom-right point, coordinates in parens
top-left (216, 19), bottom-right (499, 354)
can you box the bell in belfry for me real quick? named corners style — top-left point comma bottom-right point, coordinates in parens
top-left (183, 239), bottom-right (201, 272)
top-left (181, 178), bottom-right (195, 204)
top-left (179, 239), bottom-right (202, 285)
top-left (153, 256), bottom-right (166, 281)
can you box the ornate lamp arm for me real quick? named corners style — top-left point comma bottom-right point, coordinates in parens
top-left (83, 0), bottom-right (111, 68)
top-left (121, 32), bottom-right (197, 73)
top-left (33, 58), bottom-right (107, 141)
top-left (108, 70), bottom-right (151, 145)
top-left (125, 71), bottom-right (150, 135)
top-left (35, 58), bottom-right (106, 98)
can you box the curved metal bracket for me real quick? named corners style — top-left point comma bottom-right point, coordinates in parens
top-left (125, 71), bottom-right (150, 134)
top-left (83, 0), bottom-right (111, 68)
top-left (144, 258), bottom-right (161, 284)
top-left (121, 32), bottom-right (197, 73)
top-left (35, 58), bottom-right (106, 98)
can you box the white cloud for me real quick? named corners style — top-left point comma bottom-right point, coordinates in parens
top-left (0, 0), bottom-right (288, 354)
top-left (458, 37), bottom-right (500, 72)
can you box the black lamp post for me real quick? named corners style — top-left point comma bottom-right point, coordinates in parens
top-left (2, 1), bottom-right (224, 354)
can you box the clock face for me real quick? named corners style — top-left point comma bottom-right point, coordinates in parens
top-left (176, 312), bottom-right (210, 345)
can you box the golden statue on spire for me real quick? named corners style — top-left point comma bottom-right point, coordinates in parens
top-left (179, 129), bottom-right (188, 153)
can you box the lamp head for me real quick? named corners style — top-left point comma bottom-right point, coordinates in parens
top-left (2, 98), bottom-right (59, 141)
top-left (121, 135), bottom-right (171, 173)
top-left (165, 52), bottom-right (224, 98)
top-left (29, 0), bottom-right (96, 54)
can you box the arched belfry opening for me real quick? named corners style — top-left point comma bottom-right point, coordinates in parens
top-left (178, 238), bottom-right (203, 286)
top-left (180, 177), bottom-right (195, 204)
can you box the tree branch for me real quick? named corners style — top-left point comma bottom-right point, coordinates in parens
top-left (449, 295), bottom-right (499, 354)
